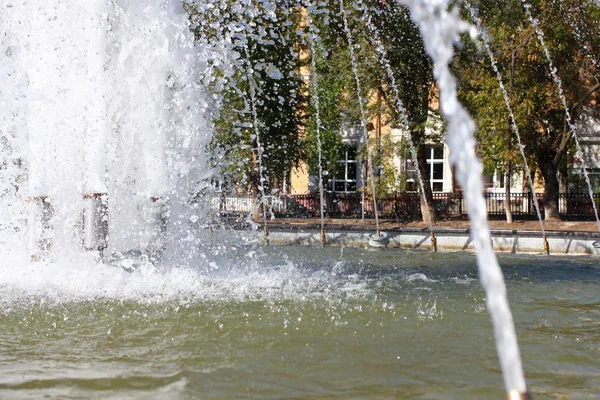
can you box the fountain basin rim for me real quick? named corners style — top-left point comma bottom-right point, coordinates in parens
top-left (255, 222), bottom-right (600, 239)
top-left (228, 223), bottom-right (600, 255)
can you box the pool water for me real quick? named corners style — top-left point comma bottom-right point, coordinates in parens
top-left (1, 246), bottom-right (598, 399)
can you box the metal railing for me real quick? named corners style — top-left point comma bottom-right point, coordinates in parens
top-left (209, 192), bottom-right (600, 221)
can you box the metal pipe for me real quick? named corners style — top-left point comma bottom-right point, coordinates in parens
top-left (431, 231), bottom-right (437, 252)
top-left (320, 226), bottom-right (325, 247)
top-left (27, 196), bottom-right (53, 262)
top-left (82, 193), bottom-right (108, 252)
top-left (543, 234), bottom-right (549, 255)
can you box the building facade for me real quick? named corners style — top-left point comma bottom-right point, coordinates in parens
top-left (290, 112), bottom-right (457, 195)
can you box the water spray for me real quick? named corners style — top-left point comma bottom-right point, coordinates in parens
top-left (6, 0), bottom-right (211, 266)
top-left (145, 196), bottom-right (168, 262)
top-left (82, 3), bottom-right (109, 257)
top-left (359, 1), bottom-right (436, 251)
top-left (522, 0), bottom-right (600, 233)
top-left (241, 40), bottom-right (269, 244)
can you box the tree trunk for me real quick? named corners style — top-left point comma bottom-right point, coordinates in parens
top-left (540, 160), bottom-right (561, 220)
top-left (504, 165), bottom-right (513, 223)
top-left (504, 126), bottom-right (513, 223)
top-left (416, 145), bottom-right (436, 224)
top-left (250, 151), bottom-right (263, 222)
top-left (558, 161), bottom-right (568, 193)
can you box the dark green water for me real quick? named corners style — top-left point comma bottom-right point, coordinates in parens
top-left (1, 247), bottom-right (598, 399)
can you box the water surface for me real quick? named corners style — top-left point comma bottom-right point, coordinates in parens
top-left (1, 246), bottom-right (598, 399)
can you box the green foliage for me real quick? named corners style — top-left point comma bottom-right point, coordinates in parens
top-left (186, 0), bottom-right (439, 202)
top-left (188, 0), bottom-right (306, 193)
top-left (366, 0), bottom-right (434, 137)
top-left (302, 0), bottom-right (436, 196)
top-left (302, 0), bottom-right (358, 178)
top-left (457, 0), bottom-right (599, 182)
top-left (371, 135), bottom-right (408, 196)
top-left (302, 16), bottom-right (346, 177)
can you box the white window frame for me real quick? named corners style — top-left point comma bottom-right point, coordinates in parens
top-left (332, 147), bottom-right (358, 193)
top-left (426, 145), bottom-right (444, 192)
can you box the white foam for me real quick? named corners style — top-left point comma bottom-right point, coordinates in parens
top-left (0, 251), bottom-right (373, 308)
top-left (406, 273), bottom-right (438, 283)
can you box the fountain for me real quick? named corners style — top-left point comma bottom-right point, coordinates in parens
top-left (0, 0), bottom-right (212, 263)
top-left (1, 0), bottom-right (599, 398)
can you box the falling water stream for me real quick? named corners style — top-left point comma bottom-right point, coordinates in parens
top-left (305, 0), bottom-right (327, 245)
top-left (337, 0), bottom-right (381, 237)
top-left (358, 0), bottom-right (436, 247)
top-left (399, 0), bottom-right (527, 395)
top-left (241, 40), bottom-right (270, 234)
top-left (1, 0), bottom-right (213, 263)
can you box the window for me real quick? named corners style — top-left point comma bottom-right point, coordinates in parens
top-left (568, 167), bottom-right (600, 193)
top-left (426, 146), bottom-right (444, 192)
top-left (332, 146), bottom-right (358, 193)
top-left (497, 171), bottom-right (505, 189)
top-left (483, 170), bottom-right (507, 192)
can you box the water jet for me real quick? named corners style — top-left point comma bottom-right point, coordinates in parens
top-left (82, 193), bottom-right (109, 253)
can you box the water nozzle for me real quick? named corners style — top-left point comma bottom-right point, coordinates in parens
top-left (144, 196), bottom-right (168, 263)
top-left (82, 193), bottom-right (108, 252)
top-left (507, 391), bottom-right (532, 400)
top-left (28, 196), bottom-right (53, 262)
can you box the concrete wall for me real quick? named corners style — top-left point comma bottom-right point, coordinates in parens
top-left (266, 228), bottom-right (600, 255)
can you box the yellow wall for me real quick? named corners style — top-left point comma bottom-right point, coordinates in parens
top-left (290, 160), bottom-right (309, 194)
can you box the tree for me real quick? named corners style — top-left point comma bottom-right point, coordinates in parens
top-left (187, 0), bottom-right (306, 196)
top-left (188, 0), bottom-right (446, 225)
top-left (457, 0), bottom-right (600, 220)
top-left (302, 3), bottom-right (349, 185)
top-left (304, 0), bottom-right (438, 222)
top-left (365, 0), bottom-right (438, 223)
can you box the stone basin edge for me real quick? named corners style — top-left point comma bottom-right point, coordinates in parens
top-left (253, 223), bottom-right (600, 255)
